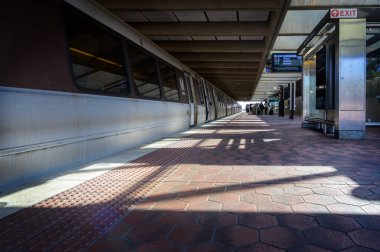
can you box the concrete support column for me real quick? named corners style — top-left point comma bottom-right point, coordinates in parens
top-left (289, 81), bottom-right (295, 119)
top-left (335, 19), bottom-right (366, 139)
top-left (302, 58), bottom-right (323, 120)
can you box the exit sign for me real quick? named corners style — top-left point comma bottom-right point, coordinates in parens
top-left (330, 8), bottom-right (357, 19)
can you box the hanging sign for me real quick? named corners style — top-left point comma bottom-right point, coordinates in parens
top-left (330, 8), bottom-right (357, 19)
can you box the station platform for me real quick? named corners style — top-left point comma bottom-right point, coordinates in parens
top-left (1, 113), bottom-right (380, 252)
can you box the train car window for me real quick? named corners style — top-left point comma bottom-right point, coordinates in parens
top-left (208, 86), bottom-right (214, 105)
top-left (63, 6), bottom-right (129, 95)
top-left (191, 77), bottom-right (202, 104)
top-left (179, 76), bottom-right (186, 96)
top-left (129, 45), bottom-right (161, 99)
top-left (198, 84), bottom-right (205, 105)
top-left (158, 61), bottom-right (179, 101)
top-left (186, 76), bottom-right (194, 103)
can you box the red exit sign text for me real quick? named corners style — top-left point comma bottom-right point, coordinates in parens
top-left (330, 8), bottom-right (357, 19)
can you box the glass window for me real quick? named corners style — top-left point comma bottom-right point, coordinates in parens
top-left (192, 78), bottom-right (202, 104)
top-left (198, 84), bottom-right (205, 105)
top-left (208, 86), bottom-right (214, 105)
top-left (186, 76), bottom-right (194, 103)
top-left (178, 76), bottom-right (187, 96)
top-left (366, 30), bottom-right (380, 123)
top-left (159, 61), bottom-right (180, 101)
top-left (129, 45), bottom-right (161, 99)
top-left (63, 7), bottom-right (128, 94)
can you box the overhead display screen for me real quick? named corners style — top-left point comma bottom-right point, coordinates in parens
top-left (271, 53), bottom-right (302, 72)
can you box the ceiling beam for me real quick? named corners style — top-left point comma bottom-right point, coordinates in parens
top-left (213, 84), bottom-right (253, 87)
top-left (130, 22), bottom-right (270, 36)
top-left (209, 79), bottom-right (254, 82)
top-left (193, 68), bottom-right (257, 74)
top-left (206, 78), bottom-right (255, 82)
top-left (207, 77), bottom-right (254, 81)
top-left (156, 41), bottom-right (265, 52)
top-left (201, 73), bottom-right (256, 78)
top-left (260, 77), bottom-right (301, 81)
top-left (97, 0), bottom-right (285, 11)
top-left (186, 61), bottom-right (259, 69)
top-left (213, 85), bottom-right (251, 91)
top-left (172, 52), bottom-right (262, 62)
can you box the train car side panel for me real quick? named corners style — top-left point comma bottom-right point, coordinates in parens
top-left (0, 87), bottom-right (189, 190)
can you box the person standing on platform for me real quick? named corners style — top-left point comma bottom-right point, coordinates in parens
top-left (264, 101), bottom-right (269, 115)
top-left (259, 102), bottom-right (264, 115)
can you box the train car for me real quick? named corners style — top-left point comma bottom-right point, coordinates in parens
top-left (0, 0), bottom-right (240, 191)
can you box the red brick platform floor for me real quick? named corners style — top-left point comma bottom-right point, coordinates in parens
top-left (1, 113), bottom-right (380, 251)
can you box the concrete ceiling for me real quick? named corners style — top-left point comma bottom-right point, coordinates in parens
top-left (95, 0), bottom-right (291, 101)
top-left (252, 9), bottom-right (326, 101)
top-left (254, 0), bottom-right (380, 102)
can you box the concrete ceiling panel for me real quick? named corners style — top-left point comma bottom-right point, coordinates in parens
top-left (113, 11), bottom-right (149, 22)
top-left (185, 61), bottom-right (260, 68)
top-left (173, 11), bottom-right (207, 22)
top-left (239, 10), bottom-right (270, 21)
top-left (206, 11), bottom-right (237, 21)
top-left (142, 11), bottom-right (177, 22)
top-left (192, 68), bottom-right (257, 74)
top-left (98, 0), bottom-right (286, 11)
top-left (168, 36), bottom-right (192, 41)
top-left (192, 36), bottom-right (216, 40)
top-left (156, 40), bottom-right (266, 52)
top-left (290, 0), bottom-right (380, 8)
top-left (272, 35), bottom-right (307, 50)
top-left (130, 22), bottom-right (271, 36)
top-left (172, 52), bottom-right (262, 61)
top-left (148, 36), bottom-right (170, 41)
top-left (216, 36), bottom-right (240, 40)
top-left (279, 10), bottom-right (327, 34)
top-left (240, 35), bottom-right (265, 40)
top-left (96, 0), bottom-right (290, 100)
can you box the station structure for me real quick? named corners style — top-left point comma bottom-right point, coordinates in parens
top-left (0, 1), bottom-right (380, 251)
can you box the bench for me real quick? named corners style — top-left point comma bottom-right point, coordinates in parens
top-left (302, 117), bottom-right (335, 134)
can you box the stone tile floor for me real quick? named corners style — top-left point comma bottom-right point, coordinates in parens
top-left (1, 113), bottom-right (380, 251)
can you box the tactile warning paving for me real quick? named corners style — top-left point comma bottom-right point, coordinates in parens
top-left (0, 138), bottom-right (205, 252)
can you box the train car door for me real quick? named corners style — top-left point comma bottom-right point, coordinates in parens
top-left (192, 78), bottom-right (205, 125)
top-left (205, 83), bottom-right (216, 121)
top-left (209, 86), bottom-right (217, 120)
top-left (200, 79), bottom-right (209, 121)
top-left (184, 73), bottom-right (195, 126)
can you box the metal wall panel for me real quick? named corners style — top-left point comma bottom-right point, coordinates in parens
top-left (339, 19), bottom-right (366, 111)
top-left (336, 18), bottom-right (366, 139)
top-left (339, 110), bottom-right (366, 131)
top-left (0, 87), bottom-right (189, 190)
top-left (339, 45), bottom-right (366, 110)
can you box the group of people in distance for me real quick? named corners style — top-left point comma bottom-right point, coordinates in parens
top-left (245, 100), bottom-right (273, 115)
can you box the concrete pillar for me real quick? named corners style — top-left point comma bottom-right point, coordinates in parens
top-left (289, 81), bottom-right (295, 119)
top-left (335, 19), bottom-right (366, 139)
top-left (302, 58), bottom-right (324, 120)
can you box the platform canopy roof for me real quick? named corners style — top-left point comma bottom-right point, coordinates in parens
top-left (95, 0), bottom-right (291, 101)
top-left (253, 0), bottom-right (380, 102)
top-left (96, 0), bottom-right (380, 101)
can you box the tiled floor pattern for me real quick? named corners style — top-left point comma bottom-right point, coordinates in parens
top-left (1, 114), bottom-right (380, 251)
top-left (0, 138), bottom-right (206, 251)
